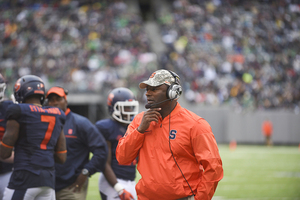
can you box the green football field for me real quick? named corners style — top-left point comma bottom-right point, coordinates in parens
top-left (87, 145), bottom-right (300, 200)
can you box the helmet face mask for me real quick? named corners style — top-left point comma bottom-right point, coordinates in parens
top-left (13, 75), bottom-right (45, 104)
top-left (107, 87), bottom-right (139, 124)
top-left (112, 101), bottom-right (139, 124)
top-left (0, 74), bottom-right (6, 102)
top-left (0, 83), bottom-right (6, 102)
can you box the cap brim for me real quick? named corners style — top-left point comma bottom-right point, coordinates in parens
top-left (139, 80), bottom-right (163, 89)
top-left (46, 87), bottom-right (66, 99)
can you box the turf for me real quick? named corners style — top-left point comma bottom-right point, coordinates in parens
top-left (87, 145), bottom-right (300, 200)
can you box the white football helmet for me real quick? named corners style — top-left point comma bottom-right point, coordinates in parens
top-left (107, 87), bottom-right (139, 124)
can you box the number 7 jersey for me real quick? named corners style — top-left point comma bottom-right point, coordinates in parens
top-left (6, 103), bottom-right (66, 174)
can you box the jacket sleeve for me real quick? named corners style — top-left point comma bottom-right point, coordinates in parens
top-left (79, 118), bottom-right (108, 175)
top-left (116, 113), bottom-right (145, 165)
top-left (192, 119), bottom-right (223, 200)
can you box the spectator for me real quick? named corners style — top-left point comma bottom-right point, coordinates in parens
top-left (46, 86), bottom-right (108, 200)
top-left (96, 87), bottom-right (139, 200)
top-left (0, 75), bottom-right (67, 200)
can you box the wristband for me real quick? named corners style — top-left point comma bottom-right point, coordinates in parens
top-left (1, 141), bottom-right (13, 149)
top-left (55, 150), bottom-right (67, 154)
top-left (113, 183), bottom-right (124, 195)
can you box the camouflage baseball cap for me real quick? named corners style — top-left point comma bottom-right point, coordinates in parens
top-left (139, 69), bottom-right (179, 89)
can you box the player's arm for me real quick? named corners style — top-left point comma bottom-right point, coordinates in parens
top-left (69, 120), bottom-right (108, 192)
top-left (103, 141), bottom-right (118, 186)
top-left (54, 129), bottom-right (67, 164)
top-left (81, 122), bottom-right (108, 174)
top-left (103, 141), bottom-right (134, 200)
top-left (0, 120), bottom-right (19, 160)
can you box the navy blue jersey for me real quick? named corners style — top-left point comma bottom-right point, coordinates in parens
top-left (95, 118), bottom-right (136, 181)
top-left (4, 103), bottom-right (65, 189)
top-left (8, 169), bottom-right (55, 190)
top-left (6, 104), bottom-right (65, 175)
top-left (0, 100), bottom-right (14, 174)
top-left (55, 109), bottom-right (108, 192)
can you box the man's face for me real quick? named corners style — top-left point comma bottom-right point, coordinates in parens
top-left (145, 84), bottom-right (168, 108)
top-left (47, 94), bottom-right (67, 112)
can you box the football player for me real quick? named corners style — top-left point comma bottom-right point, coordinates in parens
top-left (95, 87), bottom-right (139, 200)
top-left (0, 75), bottom-right (67, 200)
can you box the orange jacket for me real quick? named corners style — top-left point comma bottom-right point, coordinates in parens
top-left (116, 103), bottom-right (223, 200)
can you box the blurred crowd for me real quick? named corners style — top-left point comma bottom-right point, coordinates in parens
top-left (0, 0), bottom-right (157, 99)
top-left (1, 0), bottom-right (300, 112)
top-left (157, 0), bottom-right (300, 112)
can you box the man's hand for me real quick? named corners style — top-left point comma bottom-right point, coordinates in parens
top-left (119, 189), bottom-right (134, 200)
top-left (114, 183), bottom-right (134, 200)
top-left (137, 108), bottom-right (161, 133)
top-left (68, 173), bottom-right (87, 192)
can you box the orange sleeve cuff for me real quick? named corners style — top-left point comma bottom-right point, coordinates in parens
top-left (136, 127), bottom-right (144, 134)
top-left (1, 141), bottom-right (14, 149)
top-left (55, 150), bottom-right (67, 154)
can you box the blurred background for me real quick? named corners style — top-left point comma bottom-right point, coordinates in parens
top-left (1, 0), bottom-right (300, 143)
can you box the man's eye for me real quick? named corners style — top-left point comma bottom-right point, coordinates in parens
top-left (146, 88), bottom-right (156, 92)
